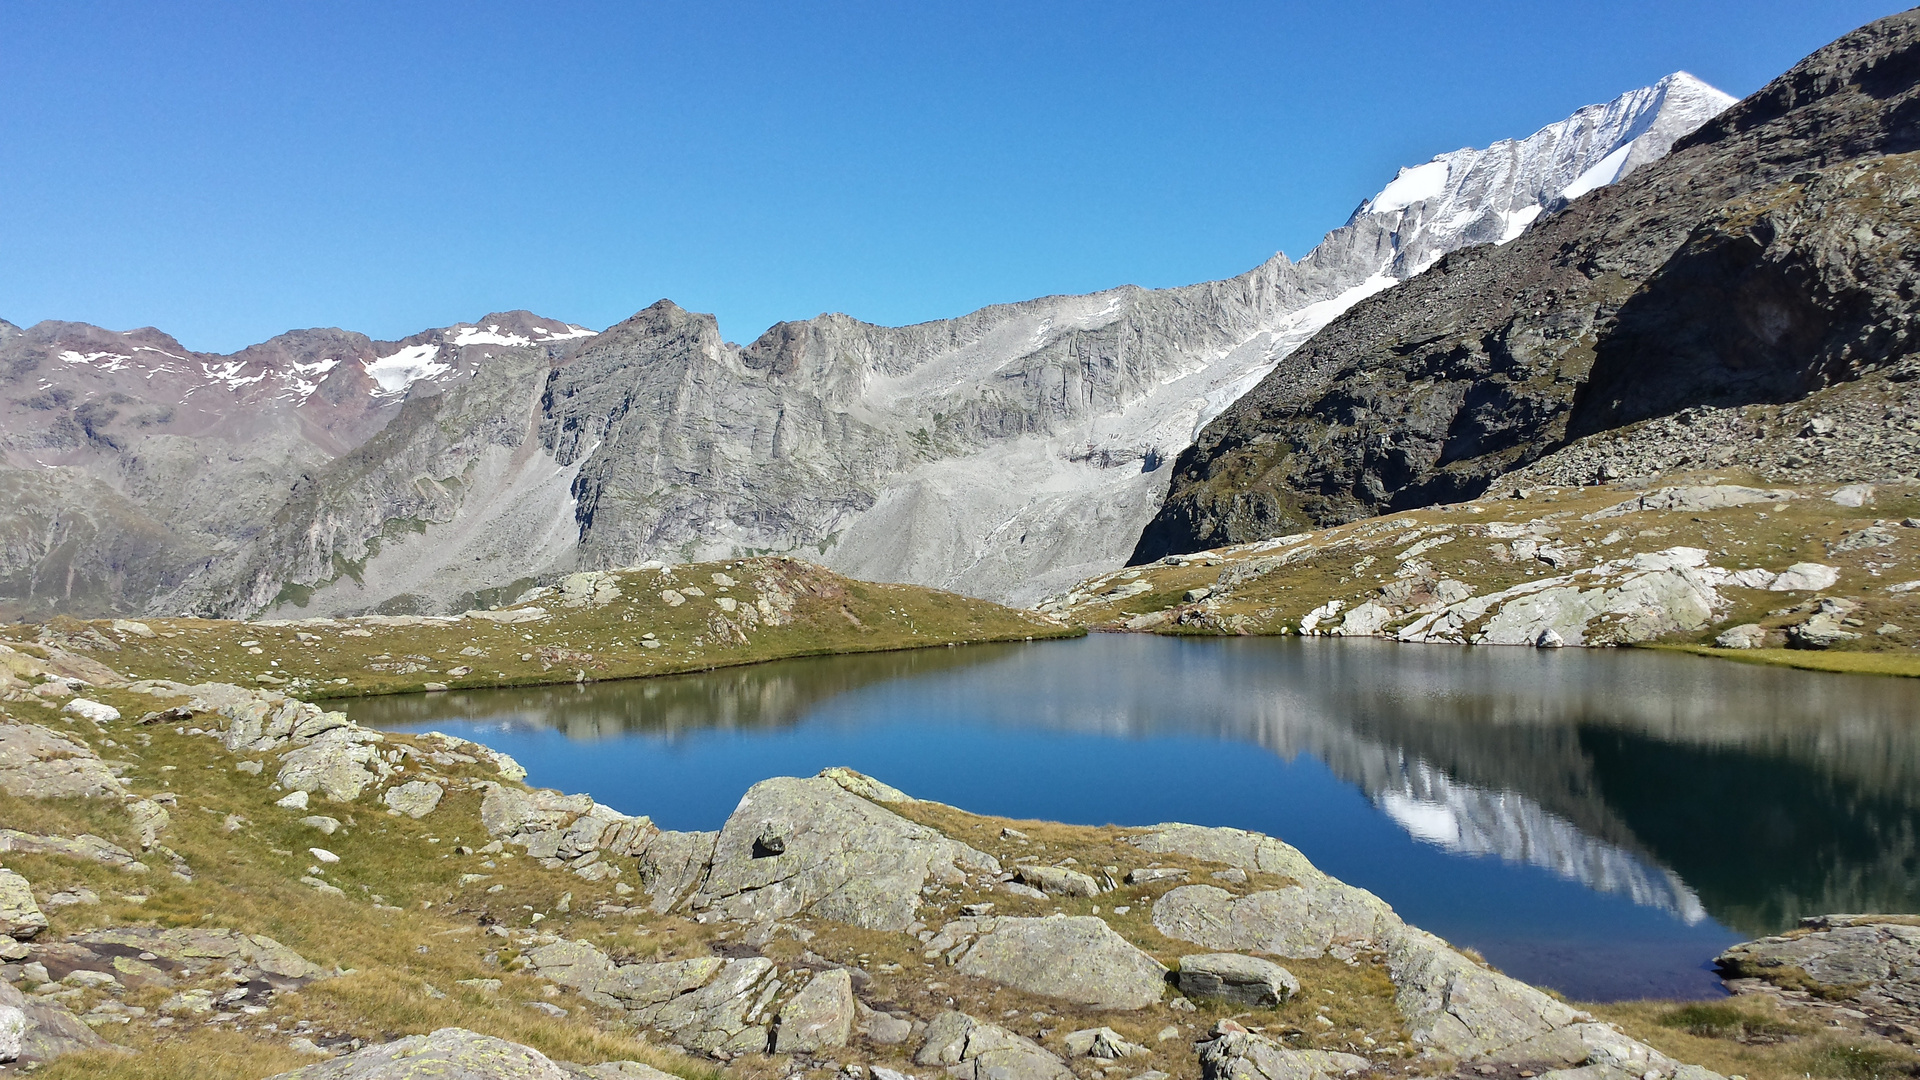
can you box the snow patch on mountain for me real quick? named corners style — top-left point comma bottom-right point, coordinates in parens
top-left (364, 343), bottom-right (448, 394)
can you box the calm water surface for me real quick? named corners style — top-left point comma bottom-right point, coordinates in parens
top-left (339, 635), bottom-right (1920, 1003)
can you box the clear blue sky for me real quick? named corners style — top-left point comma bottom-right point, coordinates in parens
top-left (0, 1), bottom-right (1906, 353)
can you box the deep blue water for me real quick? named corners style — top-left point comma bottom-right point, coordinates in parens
top-left (340, 634), bottom-right (1920, 1002)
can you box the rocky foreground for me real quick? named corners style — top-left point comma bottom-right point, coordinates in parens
top-left (0, 629), bottom-right (1785, 1080)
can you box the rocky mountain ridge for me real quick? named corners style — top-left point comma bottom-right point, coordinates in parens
top-left (0, 72), bottom-right (1732, 619)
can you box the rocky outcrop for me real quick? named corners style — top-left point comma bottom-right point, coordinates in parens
top-left (1154, 884), bottom-right (1393, 959)
top-left (772, 968), bottom-right (855, 1053)
top-left (1716, 915), bottom-right (1920, 1039)
top-left (688, 774), bottom-right (998, 931)
top-left (522, 941), bottom-right (781, 1054)
top-left (1135, 10), bottom-right (1920, 561)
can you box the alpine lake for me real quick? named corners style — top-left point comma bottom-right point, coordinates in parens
top-left (334, 634), bottom-right (1920, 1004)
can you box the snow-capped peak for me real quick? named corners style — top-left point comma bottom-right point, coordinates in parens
top-left (1353, 71), bottom-right (1738, 276)
top-left (363, 343), bottom-right (448, 394)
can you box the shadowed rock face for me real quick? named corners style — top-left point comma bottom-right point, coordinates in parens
top-left (1132, 10), bottom-right (1920, 563)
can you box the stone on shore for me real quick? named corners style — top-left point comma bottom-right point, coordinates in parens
top-left (954, 915), bottom-right (1166, 1009)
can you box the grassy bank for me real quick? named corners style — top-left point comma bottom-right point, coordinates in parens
top-left (4, 556), bottom-right (1078, 701)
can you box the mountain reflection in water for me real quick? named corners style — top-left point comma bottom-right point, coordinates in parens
top-left (344, 635), bottom-right (1920, 999)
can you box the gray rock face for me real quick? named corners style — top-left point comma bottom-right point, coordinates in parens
top-left (523, 940), bottom-right (778, 1053)
top-left (773, 968), bottom-right (855, 1052)
top-left (0, 870), bottom-right (46, 939)
top-left (953, 915), bottom-right (1167, 1010)
top-left (691, 774), bottom-right (997, 931)
top-left (1197, 1030), bottom-right (1369, 1080)
top-left (1136, 11), bottom-right (1920, 561)
top-left (0, 829), bottom-right (145, 871)
top-left (1062, 1027), bottom-right (1149, 1059)
top-left (266, 1026), bottom-right (570, 1079)
top-left (1130, 824), bottom-right (1325, 884)
top-left (1178, 954), bottom-right (1300, 1007)
top-left (41, 926), bottom-right (329, 988)
top-left (0, 1004), bottom-right (22, 1063)
top-left (1153, 884), bottom-right (1392, 959)
top-left (915, 1010), bottom-right (1073, 1080)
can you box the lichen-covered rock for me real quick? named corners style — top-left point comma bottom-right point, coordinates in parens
top-left (277, 728), bottom-right (389, 802)
top-left (1178, 954), bottom-right (1299, 1007)
top-left (0, 870), bottom-right (46, 939)
top-left (691, 774), bottom-right (998, 931)
top-left (383, 780), bottom-right (444, 819)
top-left (773, 967), bottom-right (854, 1052)
top-left (1153, 884), bottom-right (1391, 959)
top-left (628, 956), bottom-right (779, 1054)
top-left (127, 798), bottom-right (171, 849)
top-left (0, 722), bottom-right (126, 799)
top-left (266, 1027), bottom-right (569, 1078)
top-left (1716, 917), bottom-right (1920, 996)
top-left (1385, 924), bottom-right (1584, 1058)
top-left (635, 829), bottom-right (716, 914)
top-left (954, 915), bottom-right (1166, 1009)
top-left (915, 1011), bottom-right (1072, 1080)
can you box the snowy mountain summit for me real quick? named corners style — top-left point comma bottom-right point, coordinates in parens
top-left (1357, 73), bottom-right (1739, 277)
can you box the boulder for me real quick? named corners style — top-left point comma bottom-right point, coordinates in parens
top-left (0, 1004), bottom-right (21, 1063)
top-left (1015, 864), bottom-right (1102, 897)
top-left (954, 915), bottom-right (1167, 1009)
top-left (0, 870), bottom-right (46, 939)
top-left (634, 829), bottom-right (716, 914)
top-left (1716, 917), bottom-right (1920, 995)
top-left (915, 1011), bottom-right (1072, 1080)
top-left (0, 829), bottom-right (145, 870)
top-left (523, 942), bottom-right (774, 1054)
top-left (1714, 623), bottom-right (1769, 649)
top-left (59, 926), bottom-right (329, 986)
top-left (0, 723), bottom-right (126, 799)
top-left (773, 967), bottom-right (855, 1052)
top-left (1383, 924), bottom-right (1582, 1058)
top-left (383, 780), bottom-right (445, 819)
top-left (1152, 884), bottom-right (1390, 959)
top-left (1196, 1029), bottom-right (1368, 1080)
top-left (691, 774), bottom-right (998, 931)
top-left (277, 728), bottom-right (389, 802)
top-left (1178, 954), bottom-right (1299, 1007)
top-left (265, 1027), bottom-right (568, 1079)
top-left (62, 698), bottom-right (119, 723)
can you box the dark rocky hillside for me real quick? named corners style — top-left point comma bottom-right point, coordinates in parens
top-left (1133, 9), bottom-right (1920, 562)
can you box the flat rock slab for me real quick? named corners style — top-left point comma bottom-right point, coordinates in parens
top-left (773, 967), bottom-right (854, 1052)
top-left (1153, 884), bottom-right (1391, 959)
top-left (955, 915), bottom-right (1166, 1010)
top-left (691, 774), bottom-right (998, 931)
top-left (267, 1026), bottom-right (568, 1078)
top-left (37, 926), bottom-right (329, 989)
top-left (1717, 918), bottom-right (1920, 1006)
top-left (277, 728), bottom-right (390, 802)
top-left (0, 722), bottom-right (126, 799)
top-left (1198, 1031), bottom-right (1368, 1080)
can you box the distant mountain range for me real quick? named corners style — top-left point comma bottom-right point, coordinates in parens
top-left (0, 68), bottom-right (1743, 620)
